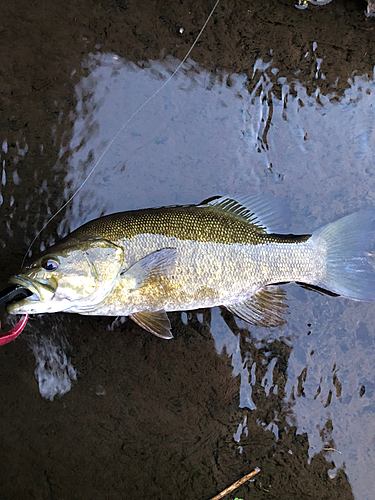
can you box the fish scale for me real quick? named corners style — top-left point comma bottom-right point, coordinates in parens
top-left (5, 195), bottom-right (375, 339)
top-left (72, 204), bottom-right (307, 246)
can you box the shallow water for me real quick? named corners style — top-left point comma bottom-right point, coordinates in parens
top-left (1, 1), bottom-right (375, 499)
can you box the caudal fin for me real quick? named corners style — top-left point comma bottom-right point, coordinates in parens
top-left (313, 210), bottom-right (375, 301)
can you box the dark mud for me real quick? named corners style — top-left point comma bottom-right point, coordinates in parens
top-left (1, 1), bottom-right (374, 499)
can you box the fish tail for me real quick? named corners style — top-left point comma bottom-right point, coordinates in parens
top-left (312, 210), bottom-right (375, 301)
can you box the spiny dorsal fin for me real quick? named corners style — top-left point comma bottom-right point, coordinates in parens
top-left (203, 195), bottom-right (289, 234)
top-left (226, 285), bottom-right (289, 327)
top-left (130, 311), bottom-right (173, 339)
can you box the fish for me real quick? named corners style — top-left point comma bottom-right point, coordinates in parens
top-left (4, 195), bottom-right (375, 339)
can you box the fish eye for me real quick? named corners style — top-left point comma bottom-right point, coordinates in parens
top-left (42, 259), bottom-right (59, 271)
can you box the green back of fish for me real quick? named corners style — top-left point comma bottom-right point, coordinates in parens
top-left (66, 204), bottom-right (310, 246)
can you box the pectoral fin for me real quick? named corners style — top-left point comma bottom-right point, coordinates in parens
top-left (226, 286), bottom-right (288, 327)
top-left (130, 311), bottom-right (173, 339)
top-left (121, 248), bottom-right (177, 291)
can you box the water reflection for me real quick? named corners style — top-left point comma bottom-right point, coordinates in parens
top-left (27, 326), bottom-right (77, 401)
top-left (56, 50), bottom-right (375, 242)
top-left (1, 50), bottom-right (375, 499)
top-left (208, 285), bottom-right (375, 498)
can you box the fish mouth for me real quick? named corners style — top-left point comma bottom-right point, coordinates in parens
top-left (0, 284), bottom-right (33, 306)
top-left (6, 276), bottom-right (56, 313)
top-left (6, 276), bottom-right (75, 315)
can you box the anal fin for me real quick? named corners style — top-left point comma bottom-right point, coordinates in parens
top-left (130, 311), bottom-right (173, 339)
top-left (226, 285), bottom-right (288, 327)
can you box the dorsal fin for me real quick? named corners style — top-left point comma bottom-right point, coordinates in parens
top-left (202, 195), bottom-right (289, 234)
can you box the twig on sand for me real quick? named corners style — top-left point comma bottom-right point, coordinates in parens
top-left (208, 468), bottom-right (260, 500)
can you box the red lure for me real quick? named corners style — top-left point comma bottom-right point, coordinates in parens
top-left (0, 314), bottom-right (29, 346)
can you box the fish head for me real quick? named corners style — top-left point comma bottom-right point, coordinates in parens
top-left (7, 237), bottom-right (124, 315)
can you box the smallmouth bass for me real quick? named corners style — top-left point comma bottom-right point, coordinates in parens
top-left (5, 195), bottom-right (375, 339)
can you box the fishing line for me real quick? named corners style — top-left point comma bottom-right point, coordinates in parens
top-left (22, 0), bottom-right (220, 267)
